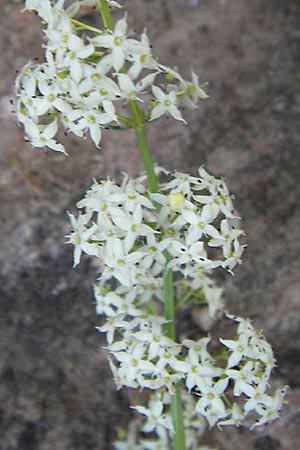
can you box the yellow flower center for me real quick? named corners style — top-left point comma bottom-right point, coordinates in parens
top-left (167, 227), bottom-right (176, 237)
top-left (114, 36), bottom-right (123, 46)
top-left (117, 259), bottom-right (125, 266)
top-left (140, 54), bottom-right (149, 63)
top-left (88, 115), bottom-right (96, 123)
top-left (128, 194), bottom-right (137, 200)
top-left (48, 94), bottom-right (56, 103)
top-left (92, 73), bottom-right (101, 82)
top-left (187, 85), bottom-right (197, 95)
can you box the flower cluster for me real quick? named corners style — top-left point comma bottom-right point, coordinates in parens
top-left (105, 311), bottom-right (287, 428)
top-left (67, 166), bottom-right (245, 357)
top-left (112, 313), bottom-right (287, 448)
top-left (68, 166), bottom-right (245, 289)
top-left (67, 166), bottom-right (286, 445)
top-left (15, 0), bottom-right (208, 154)
top-left (115, 391), bottom-right (210, 450)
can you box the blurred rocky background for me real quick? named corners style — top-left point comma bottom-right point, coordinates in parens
top-left (0, 0), bottom-right (300, 449)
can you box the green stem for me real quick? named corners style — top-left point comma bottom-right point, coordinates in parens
top-left (117, 114), bottom-right (134, 127)
top-left (164, 252), bottom-right (186, 450)
top-left (129, 100), bottom-right (159, 193)
top-left (92, 51), bottom-right (106, 57)
top-left (98, 1), bottom-right (158, 193)
top-left (163, 251), bottom-right (176, 339)
top-left (97, 2), bottom-right (185, 449)
top-left (171, 388), bottom-right (186, 450)
top-left (98, 0), bottom-right (115, 31)
top-left (71, 18), bottom-right (103, 34)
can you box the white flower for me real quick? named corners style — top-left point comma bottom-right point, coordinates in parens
top-left (44, 16), bottom-right (74, 51)
top-left (76, 178), bottom-right (121, 212)
top-left (182, 337), bottom-right (213, 363)
top-left (109, 291), bottom-right (142, 318)
top-left (60, 109), bottom-right (85, 138)
top-left (57, 41), bottom-right (94, 84)
top-left (32, 79), bottom-right (72, 116)
top-left (143, 369), bottom-right (182, 393)
top-left (208, 219), bottom-right (244, 258)
top-left (24, 118), bottom-right (67, 154)
top-left (217, 403), bottom-right (246, 428)
top-left (67, 212), bottom-right (99, 266)
top-left (133, 396), bottom-right (174, 434)
top-left (107, 177), bottom-right (154, 212)
top-left (91, 15), bottom-right (143, 72)
top-left (76, 108), bottom-right (115, 147)
top-left (181, 208), bottom-right (219, 246)
top-left (220, 332), bottom-right (253, 368)
top-left (97, 313), bottom-right (130, 345)
top-left (195, 378), bottom-right (229, 426)
top-left (223, 238), bottom-right (246, 271)
top-left (158, 64), bottom-right (184, 83)
top-left (150, 85), bottom-right (186, 123)
top-left (94, 284), bottom-right (143, 318)
top-left (225, 361), bottom-right (259, 397)
top-left (108, 203), bottom-right (155, 252)
top-left (117, 72), bottom-right (158, 101)
top-left (15, 61), bottom-right (37, 98)
top-left (250, 387), bottom-right (288, 428)
top-left (184, 350), bottom-right (222, 392)
top-left (127, 30), bottom-right (160, 79)
top-left (194, 166), bottom-right (223, 194)
top-left (111, 343), bottom-right (158, 385)
top-left (23, 0), bottom-right (54, 23)
top-left (80, 60), bottom-right (121, 102)
top-left (227, 314), bottom-right (254, 335)
top-left (156, 345), bottom-right (182, 371)
top-left (178, 71), bottom-right (209, 109)
top-left (168, 241), bottom-right (216, 271)
top-left (163, 170), bottom-right (200, 197)
top-left (203, 286), bottom-right (224, 318)
top-left (133, 326), bottom-right (176, 361)
top-left (101, 238), bottom-right (147, 288)
top-left (139, 234), bottom-right (171, 270)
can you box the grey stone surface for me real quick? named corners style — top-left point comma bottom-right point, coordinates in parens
top-left (1, 1), bottom-right (299, 449)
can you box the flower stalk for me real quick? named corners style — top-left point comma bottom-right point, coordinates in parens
top-left (98, 0), bottom-right (114, 31)
top-left (97, 3), bottom-right (186, 447)
top-left (129, 100), bottom-right (159, 193)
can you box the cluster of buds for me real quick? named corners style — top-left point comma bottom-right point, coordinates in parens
top-left (15, 0), bottom-right (208, 154)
